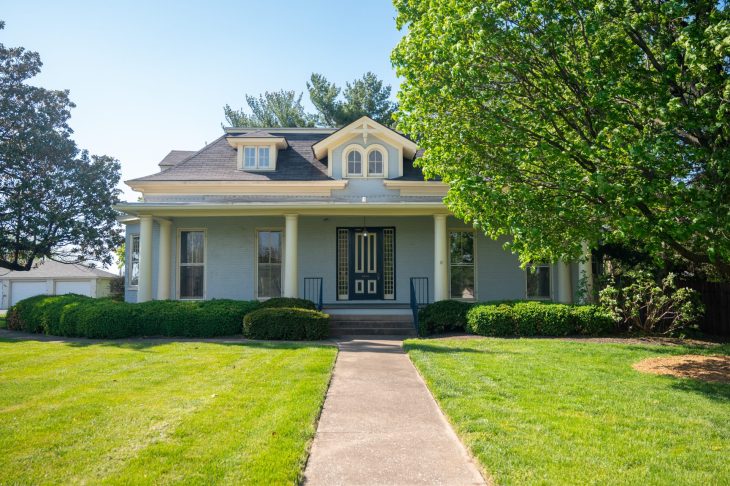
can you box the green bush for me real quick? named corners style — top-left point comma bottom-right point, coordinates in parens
top-left (7, 294), bottom-right (90, 333)
top-left (62, 299), bottom-right (139, 339)
top-left (258, 297), bottom-right (317, 310)
top-left (511, 302), bottom-right (545, 336)
top-left (467, 304), bottom-right (516, 336)
top-left (571, 305), bottom-right (615, 335)
top-left (417, 300), bottom-right (473, 336)
top-left (243, 307), bottom-right (329, 340)
top-left (535, 304), bottom-right (574, 336)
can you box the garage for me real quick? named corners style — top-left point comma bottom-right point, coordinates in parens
top-left (55, 280), bottom-right (93, 297)
top-left (10, 281), bottom-right (48, 306)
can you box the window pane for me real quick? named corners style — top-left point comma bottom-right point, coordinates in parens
top-left (181, 231), bottom-right (204, 264)
top-left (258, 231), bottom-right (281, 264)
top-left (368, 150), bottom-right (383, 174)
top-left (258, 263), bottom-right (282, 298)
top-left (244, 147), bottom-right (256, 168)
top-left (450, 232), bottom-right (474, 264)
top-left (258, 147), bottom-right (270, 168)
top-left (527, 266), bottom-right (551, 298)
top-left (347, 150), bottom-right (362, 175)
top-left (450, 266), bottom-right (475, 299)
top-left (180, 266), bottom-right (204, 299)
top-left (130, 235), bottom-right (140, 286)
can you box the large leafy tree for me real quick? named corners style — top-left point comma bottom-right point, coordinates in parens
top-left (392, 0), bottom-right (730, 278)
top-left (307, 72), bottom-right (398, 127)
top-left (223, 90), bottom-right (315, 128)
top-left (0, 21), bottom-right (122, 271)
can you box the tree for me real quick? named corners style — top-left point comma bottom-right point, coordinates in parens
top-left (0, 21), bottom-right (122, 271)
top-left (392, 0), bottom-right (730, 278)
top-left (307, 72), bottom-right (398, 127)
top-left (223, 90), bottom-right (315, 127)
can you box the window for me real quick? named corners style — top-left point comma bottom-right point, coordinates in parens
top-left (347, 149), bottom-right (362, 176)
top-left (368, 149), bottom-right (383, 175)
top-left (129, 234), bottom-right (140, 287)
top-left (257, 230), bottom-right (282, 298)
top-left (449, 231), bottom-right (475, 299)
top-left (179, 230), bottom-right (205, 299)
top-left (526, 264), bottom-right (551, 299)
top-left (241, 145), bottom-right (272, 170)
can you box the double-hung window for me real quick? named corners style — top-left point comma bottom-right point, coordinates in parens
top-left (257, 230), bottom-right (282, 298)
top-left (449, 230), bottom-right (475, 299)
top-left (526, 264), bottom-right (551, 299)
top-left (128, 234), bottom-right (140, 287)
top-left (242, 146), bottom-right (271, 170)
top-left (179, 230), bottom-right (205, 299)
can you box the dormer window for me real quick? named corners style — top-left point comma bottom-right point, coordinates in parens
top-left (343, 143), bottom-right (389, 178)
top-left (226, 133), bottom-right (287, 172)
top-left (347, 149), bottom-right (362, 176)
top-left (368, 149), bottom-right (384, 176)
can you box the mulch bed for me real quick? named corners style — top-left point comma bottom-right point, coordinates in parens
top-left (633, 355), bottom-right (730, 384)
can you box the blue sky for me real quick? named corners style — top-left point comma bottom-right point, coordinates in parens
top-left (2, 1), bottom-right (403, 200)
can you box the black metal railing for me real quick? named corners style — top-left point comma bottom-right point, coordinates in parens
top-left (303, 277), bottom-right (324, 311)
top-left (410, 277), bottom-right (429, 333)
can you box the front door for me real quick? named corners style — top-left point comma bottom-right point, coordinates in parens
top-left (349, 228), bottom-right (383, 300)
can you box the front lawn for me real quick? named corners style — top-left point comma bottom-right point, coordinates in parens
top-left (405, 338), bottom-right (730, 485)
top-left (0, 338), bottom-right (336, 484)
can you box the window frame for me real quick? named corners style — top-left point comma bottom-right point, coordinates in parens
top-left (238, 144), bottom-right (276, 171)
top-left (342, 143), bottom-right (389, 178)
top-left (255, 227), bottom-right (285, 300)
top-left (176, 228), bottom-right (207, 300)
top-left (365, 144), bottom-right (388, 177)
top-left (525, 263), bottom-right (552, 300)
top-left (448, 228), bottom-right (477, 301)
top-left (127, 233), bottom-right (140, 289)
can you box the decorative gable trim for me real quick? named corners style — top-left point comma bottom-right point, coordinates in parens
top-left (311, 116), bottom-right (418, 160)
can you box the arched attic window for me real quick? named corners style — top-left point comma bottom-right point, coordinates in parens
top-left (346, 148), bottom-right (362, 176)
top-left (368, 149), bottom-right (384, 176)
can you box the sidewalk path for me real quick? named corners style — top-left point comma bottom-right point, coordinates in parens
top-left (304, 338), bottom-right (486, 485)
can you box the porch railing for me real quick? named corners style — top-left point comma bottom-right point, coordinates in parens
top-left (303, 277), bottom-right (324, 311)
top-left (410, 277), bottom-right (429, 334)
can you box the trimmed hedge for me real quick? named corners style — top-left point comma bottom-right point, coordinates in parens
top-left (243, 307), bottom-right (330, 340)
top-left (466, 302), bottom-right (615, 337)
top-left (258, 297), bottom-right (317, 310)
top-left (6, 295), bottom-right (261, 339)
top-left (417, 300), bottom-right (473, 336)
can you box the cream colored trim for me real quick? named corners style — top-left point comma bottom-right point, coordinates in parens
top-left (365, 144), bottom-right (389, 178)
top-left (176, 228), bottom-right (207, 300)
top-left (127, 180), bottom-right (349, 197)
top-left (312, 116), bottom-right (418, 159)
top-left (238, 144), bottom-right (278, 171)
top-left (382, 180), bottom-right (449, 196)
top-left (327, 148), bottom-right (333, 178)
top-left (342, 144), bottom-right (365, 178)
top-left (397, 146), bottom-right (404, 178)
top-left (226, 136), bottom-right (288, 149)
top-left (115, 201), bottom-right (450, 218)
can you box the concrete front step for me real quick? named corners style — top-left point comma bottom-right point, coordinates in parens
top-left (329, 313), bottom-right (417, 336)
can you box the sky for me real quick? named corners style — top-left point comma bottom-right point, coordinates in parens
top-left (1, 0), bottom-right (404, 201)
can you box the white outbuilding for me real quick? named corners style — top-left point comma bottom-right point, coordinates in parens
top-left (0, 260), bottom-right (118, 309)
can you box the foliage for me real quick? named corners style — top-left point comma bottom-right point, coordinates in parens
top-left (465, 301), bottom-right (614, 337)
top-left (0, 340), bottom-right (336, 484)
top-left (392, 0), bottom-right (730, 278)
top-left (243, 307), bottom-right (330, 340)
top-left (108, 275), bottom-right (125, 301)
top-left (223, 90), bottom-right (315, 127)
top-left (405, 338), bottom-right (730, 485)
top-left (307, 72), bottom-right (398, 127)
top-left (258, 297), bottom-right (317, 310)
top-left (0, 21), bottom-right (123, 271)
top-left (600, 271), bottom-right (704, 334)
top-left (417, 299), bottom-right (473, 336)
top-left (7, 295), bottom-right (260, 338)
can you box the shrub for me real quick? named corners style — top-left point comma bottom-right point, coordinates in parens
top-left (243, 307), bottom-right (329, 340)
top-left (7, 294), bottom-right (90, 333)
top-left (535, 304), bottom-right (574, 336)
top-left (62, 299), bottom-right (139, 339)
top-left (467, 304), bottom-right (516, 336)
top-left (510, 302), bottom-right (546, 336)
top-left (258, 297), bottom-right (317, 310)
top-left (417, 300), bottom-right (473, 336)
top-left (135, 299), bottom-right (260, 337)
top-left (571, 305), bottom-right (615, 335)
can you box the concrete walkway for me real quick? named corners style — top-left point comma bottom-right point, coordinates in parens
top-left (304, 338), bottom-right (486, 485)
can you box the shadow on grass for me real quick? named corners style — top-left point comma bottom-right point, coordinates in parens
top-left (670, 379), bottom-right (730, 402)
top-left (403, 340), bottom-right (514, 355)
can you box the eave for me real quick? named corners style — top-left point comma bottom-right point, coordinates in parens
top-left (125, 180), bottom-right (349, 197)
top-left (383, 180), bottom-right (448, 196)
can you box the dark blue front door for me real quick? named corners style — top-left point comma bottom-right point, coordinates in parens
top-left (348, 228), bottom-right (383, 300)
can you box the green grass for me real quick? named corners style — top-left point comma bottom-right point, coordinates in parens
top-left (0, 338), bottom-right (337, 485)
top-left (405, 338), bottom-right (730, 486)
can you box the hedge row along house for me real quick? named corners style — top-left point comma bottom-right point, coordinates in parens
top-left (116, 117), bottom-right (593, 332)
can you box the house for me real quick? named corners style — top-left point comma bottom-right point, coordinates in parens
top-left (0, 260), bottom-right (118, 309)
top-left (116, 116), bottom-right (589, 320)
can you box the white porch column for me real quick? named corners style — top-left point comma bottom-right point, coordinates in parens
top-left (156, 219), bottom-right (172, 300)
top-left (557, 261), bottom-right (573, 304)
top-left (138, 215), bottom-right (154, 303)
top-left (284, 214), bottom-right (299, 298)
top-left (433, 214), bottom-right (449, 301)
top-left (578, 242), bottom-right (594, 303)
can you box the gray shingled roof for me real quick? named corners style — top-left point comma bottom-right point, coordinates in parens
top-left (158, 150), bottom-right (197, 168)
top-left (0, 260), bottom-right (118, 280)
top-left (131, 132), bottom-right (332, 182)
